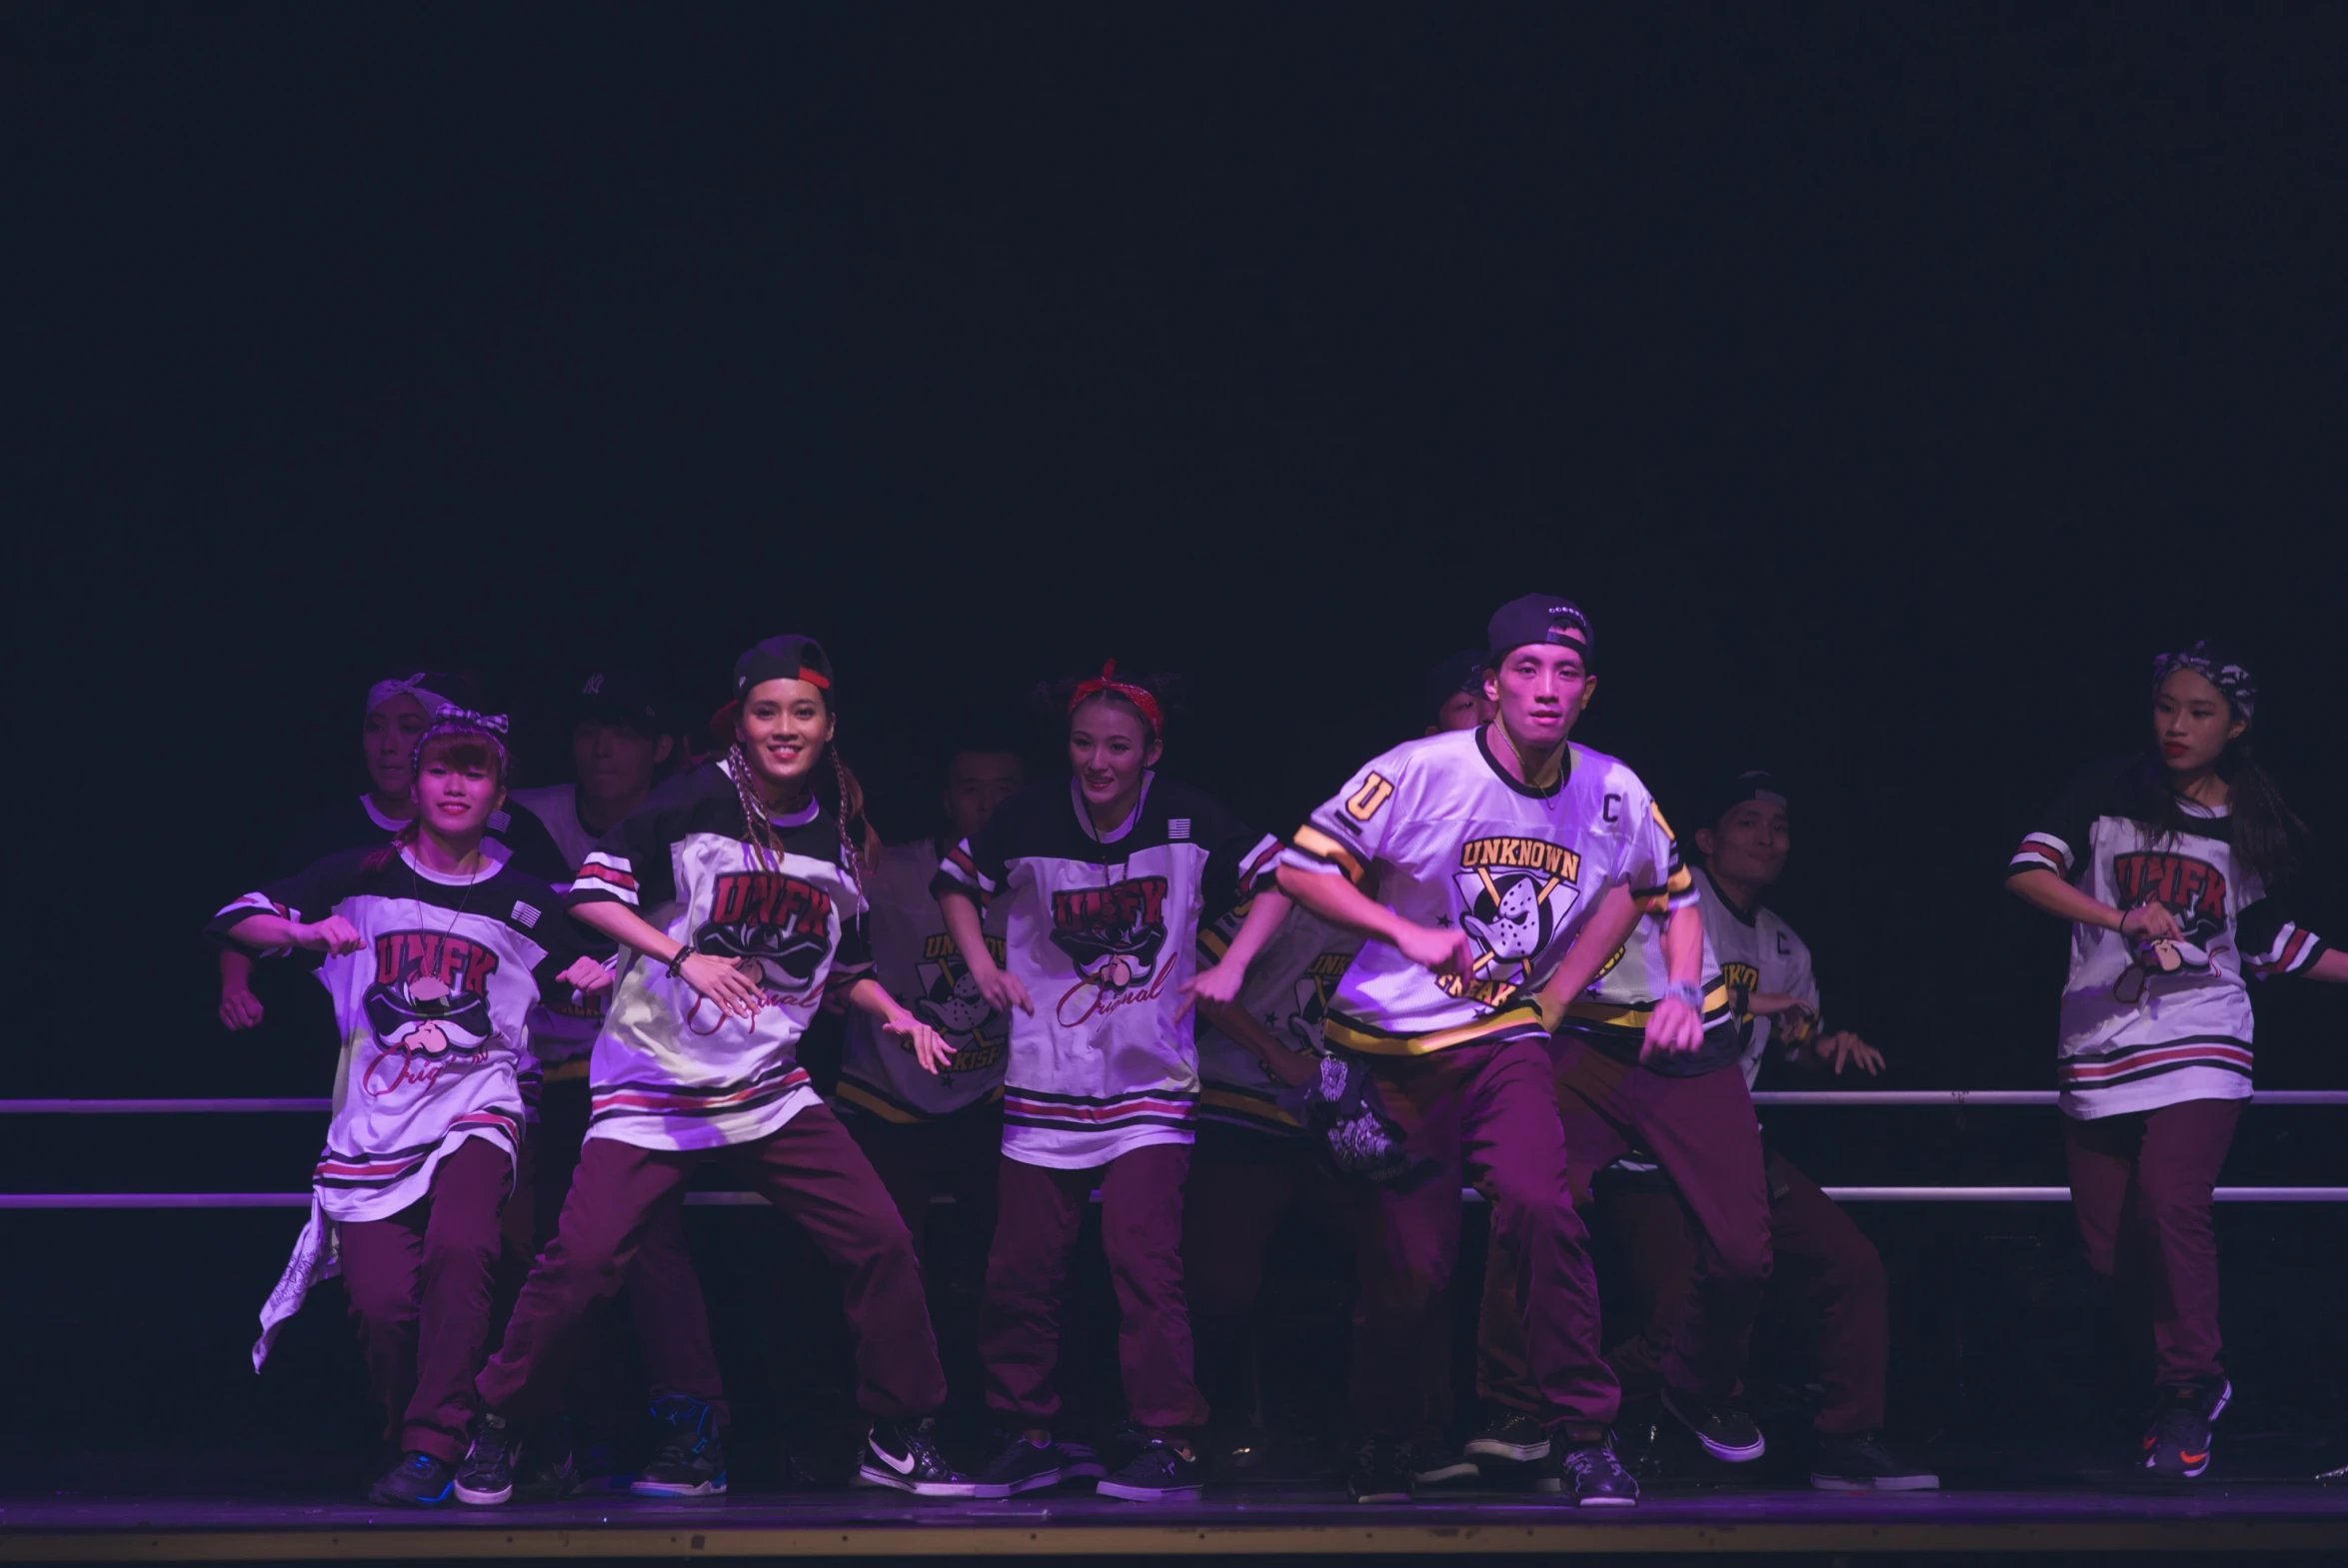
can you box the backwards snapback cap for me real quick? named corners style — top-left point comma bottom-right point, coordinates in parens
top-left (1486, 594), bottom-right (1594, 664)
top-left (1421, 649), bottom-right (1489, 725)
top-left (1698, 768), bottom-right (1789, 832)
top-left (712, 635), bottom-right (836, 743)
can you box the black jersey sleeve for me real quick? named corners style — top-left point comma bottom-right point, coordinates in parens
top-left (494, 798), bottom-right (578, 883)
top-left (2239, 896), bottom-right (2331, 980)
top-left (206, 847), bottom-right (370, 949)
top-left (1191, 792), bottom-right (1282, 924)
top-left (2009, 759), bottom-right (2126, 881)
top-left (569, 792), bottom-right (681, 913)
top-left (935, 787), bottom-right (1023, 903)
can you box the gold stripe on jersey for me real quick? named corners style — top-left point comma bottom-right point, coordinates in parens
top-left (1629, 864), bottom-right (1695, 913)
top-left (1323, 995), bottom-right (1551, 1056)
top-left (1290, 824), bottom-right (1367, 886)
top-left (1197, 897), bottom-right (1254, 961)
top-left (1201, 1083), bottom-right (1304, 1130)
top-left (1562, 977), bottom-right (1734, 1031)
top-left (835, 1076), bottom-right (1005, 1125)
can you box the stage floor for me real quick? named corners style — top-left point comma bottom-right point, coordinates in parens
top-left (5, 1478), bottom-right (2347, 1560)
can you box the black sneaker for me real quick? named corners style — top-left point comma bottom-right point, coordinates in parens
top-left (969, 1431), bottom-right (1094, 1498)
top-left (1096, 1438), bottom-right (1203, 1502)
top-left (858, 1415), bottom-right (978, 1497)
top-left (1556, 1434), bottom-right (1639, 1508)
top-left (367, 1450), bottom-right (455, 1506)
top-left (632, 1395), bottom-right (728, 1497)
top-left (1347, 1437), bottom-right (1414, 1504)
top-left (1660, 1384), bottom-right (1766, 1463)
top-left (1809, 1431), bottom-right (1939, 1492)
top-left (454, 1414), bottom-right (518, 1506)
top-left (1408, 1439), bottom-right (1478, 1486)
top-left (515, 1415), bottom-right (579, 1500)
top-left (2142, 1377), bottom-right (2230, 1479)
top-left (1463, 1408), bottom-right (1551, 1463)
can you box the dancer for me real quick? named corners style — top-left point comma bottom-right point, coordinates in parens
top-left (936, 664), bottom-right (1284, 1502)
top-left (1276, 594), bottom-right (1704, 1507)
top-left (1178, 652), bottom-right (1490, 1486)
top-left (834, 742), bottom-right (1025, 1259)
top-left (211, 706), bottom-right (612, 1506)
top-left (462, 636), bottom-right (972, 1504)
top-left (2007, 641), bottom-right (2342, 1478)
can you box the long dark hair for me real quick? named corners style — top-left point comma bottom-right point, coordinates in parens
top-left (2122, 715), bottom-right (2304, 888)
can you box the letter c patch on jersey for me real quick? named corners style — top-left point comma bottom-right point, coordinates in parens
top-left (1345, 772), bottom-right (1396, 823)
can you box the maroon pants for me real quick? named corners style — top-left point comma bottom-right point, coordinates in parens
top-left (1595, 1152), bottom-right (1888, 1433)
top-left (847, 1102), bottom-right (1004, 1269)
top-left (480, 1104), bottom-right (946, 1422)
top-left (1480, 1041), bottom-right (1770, 1411)
top-left (522, 1077), bottom-right (725, 1425)
top-left (980, 1142), bottom-right (1204, 1434)
top-left (341, 1137), bottom-right (513, 1462)
top-left (1358, 1036), bottom-right (1617, 1435)
top-left (2064, 1096), bottom-right (2242, 1386)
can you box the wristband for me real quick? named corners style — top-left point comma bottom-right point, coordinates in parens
top-left (1660, 979), bottom-right (1705, 1012)
top-left (667, 942), bottom-right (698, 977)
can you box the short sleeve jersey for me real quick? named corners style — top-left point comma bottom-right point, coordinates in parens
top-left (2009, 758), bottom-right (2330, 1118)
top-left (207, 844), bottom-right (583, 1222)
top-left (505, 784), bottom-right (619, 1071)
top-left (1282, 728), bottom-right (1697, 1053)
top-left (569, 760), bottom-right (872, 1150)
top-left (1694, 870), bottom-right (1821, 1090)
top-left (1561, 891), bottom-right (1737, 1078)
top-left (934, 774), bottom-right (1280, 1169)
top-left (835, 838), bottom-right (1012, 1124)
top-left (1193, 900), bottom-right (1364, 1137)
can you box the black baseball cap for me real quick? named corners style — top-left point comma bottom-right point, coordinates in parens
top-left (567, 668), bottom-right (666, 733)
top-left (1421, 650), bottom-right (1488, 724)
top-left (713, 635), bottom-right (836, 742)
top-left (1486, 594), bottom-right (1594, 664)
top-left (1698, 769), bottom-right (1790, 832)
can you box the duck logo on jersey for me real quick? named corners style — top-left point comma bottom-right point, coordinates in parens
top-left (2111, 850), bottom-right (2228, 1002)
top-left (1448, 837), bottom-right (1582, 1003)
top-left (696, 870), bottom-right (836, 986)
top-left (913, 932), bottom-right (1009, 1073)
top-left (361, 930), bottom-right (501, 1093)
top-left (1277, 949), bottom-right (1353, 1055)
top-left (1051, 876), bottom-right (1170, 991)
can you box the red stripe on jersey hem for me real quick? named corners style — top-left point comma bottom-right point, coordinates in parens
top-left (2060, 1044), bottom-right (2254, 1082)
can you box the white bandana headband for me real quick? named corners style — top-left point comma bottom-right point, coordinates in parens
top-left (2152, 641), bottom-right (2256, 721)
top-left (366, 673), bottom-right (455, 722)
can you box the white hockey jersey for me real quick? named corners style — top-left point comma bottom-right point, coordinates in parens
top-left (1561, 893), bottom-right (1736, 1077)
top-left (506, 783), bottom-right (614, 1071)
top-left (934, 773), bottom-right (1279, 1169)
top-left (836, 838), bottom-right (1012, 1123)
top-left (209, 842), bottom-right (584, 1221)
top-left (1694, 870), bottom-right (1821, 1089)
top-left (1282, 728), bottom-right (1696, 1053)
top-left (2011, 758), bottom-right (2329, 1118)
top-left (569, 760), bottom-right (872, 1150)
top-left (1194, 900), bottom-right (1363, 1137)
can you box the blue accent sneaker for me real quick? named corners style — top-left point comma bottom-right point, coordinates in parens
top-left (632, 1396), bottom-right (728, 1498)
top-left (368, 1449), bottom-right (455, 1506)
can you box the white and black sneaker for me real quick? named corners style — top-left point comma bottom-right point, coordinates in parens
top-left (1408, 1439), bottom-right (1478, 1486)
top-left (454, 1413), bottom-right (519, 1506)
top-left (1096, 1438), bottom-right (1203, 1502)
top-left (1809, 1431), bottom-right (1939, 1491)
top-left (1463, 1408), bottom-right (1551, 1463)
top-left (858, 1416), bottom-right (978, 1497)
top-left (1660, 1384), bottom-right (1766, 1463)
top-left (1347, 1437), bottom-right (1414, 1504)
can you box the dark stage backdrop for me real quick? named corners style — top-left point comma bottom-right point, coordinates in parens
top-left (5, 2), bottom-right (2345, 1455)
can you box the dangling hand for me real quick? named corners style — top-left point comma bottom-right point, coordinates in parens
top-left (557, 957), bottom-right (616, 997)
top-left (884, 1013), bottom-right (960, 1075)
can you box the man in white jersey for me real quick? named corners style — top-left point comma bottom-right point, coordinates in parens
top-left (834, 743), bottom-right (1024, 1261)
top-left (1276, 595), bottom-right (1707, 1507)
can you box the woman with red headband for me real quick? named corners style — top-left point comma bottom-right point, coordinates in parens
top-left (934, 663), bottom-right (1286, 1501)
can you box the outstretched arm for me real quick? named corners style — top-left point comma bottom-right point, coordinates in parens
top-left (1182, 886), bottom-right (1295, 1014)
top-left (570, 898), bottom-right (760, 1019)
top-left (1274, 862), bottom-right (1471, 977)
top-left (2006, 867), bottom-right (2182, 943)
top-left (938, 886), bottom-right (1033, 1015)
top-left (844, 976), bottom-right (958, 1074)
top-left (218, 947), bottom-right (265, 1030)
top-left (222, 911), bottom-right (364, 956)
top-left (2307, 949), bottom-right (2348, 983)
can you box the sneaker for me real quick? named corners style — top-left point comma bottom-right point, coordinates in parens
top-left (454, 1414), bottom-right (518, 1506)
top-left (1347, 1436), bottom-right (1414, 1504)
top-left (515, 1416), bottom-right (578, 1500)
top-left (1096, 1438), bottom-right (1203, 1502)
top-left (1556, 1434), bottom-right (1639, 1507)
top-left (367, 1450), bottom-right (455, 1506)
top-left (1660, 1384), bottom-right (1766, 1463)
top-left (2142, 1377), bottom-right (2230, 1479)
top-left (968, 1431), bottom-right (1096, 1498)
top-left (1408, 1439), bottom-right (1478, 1486)
top-left (1809, 1431), bottom-right (1939, 1492)
top-left (632, 1396), bottom-right (728, 1497)
top-left (1463, 1408), bottom-right (1551, 1463)
top-left (858, 1415), bottom-right (978, 1497)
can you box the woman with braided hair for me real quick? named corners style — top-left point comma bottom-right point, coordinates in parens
top-left (2006, 640), bottom-right (2347, 1480)
top-left (935, 662), bottom-right (1287, 1502)
top-left (461, 636), bottom-right (975, 1504)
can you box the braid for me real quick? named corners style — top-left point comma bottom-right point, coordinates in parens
top-left (727, 744), bottom-right (783, 874)
top-left (829, 744), bottom-right (868, 885)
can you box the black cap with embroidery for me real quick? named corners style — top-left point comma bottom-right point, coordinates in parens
top-left (1421, 649), bottom-right (1488, 725)
top-left (1486, 594), bottom-right (1594, 664)
top-left (567, 667), bottom-right (666, 733)
top-left (1698, 768), bottom-right (1790, 832)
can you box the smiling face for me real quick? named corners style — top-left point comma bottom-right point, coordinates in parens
top-left (1697, 799), bottom-right (1790, 890)
top-left (2153, 667), bottom-right (2246, 777)
top-left (944, 750), bottom-right (1026, 841)
top-left (364, 694), bottom-right (432, 796)
top-left (1485, 644), bottom-right (1593, 752)
top-left (411, 735), bottom-right (506, 840)
top-left (736, 678), bottom-right (835, 791)
top-left (1068, 696), bottom-right (1161, 819)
